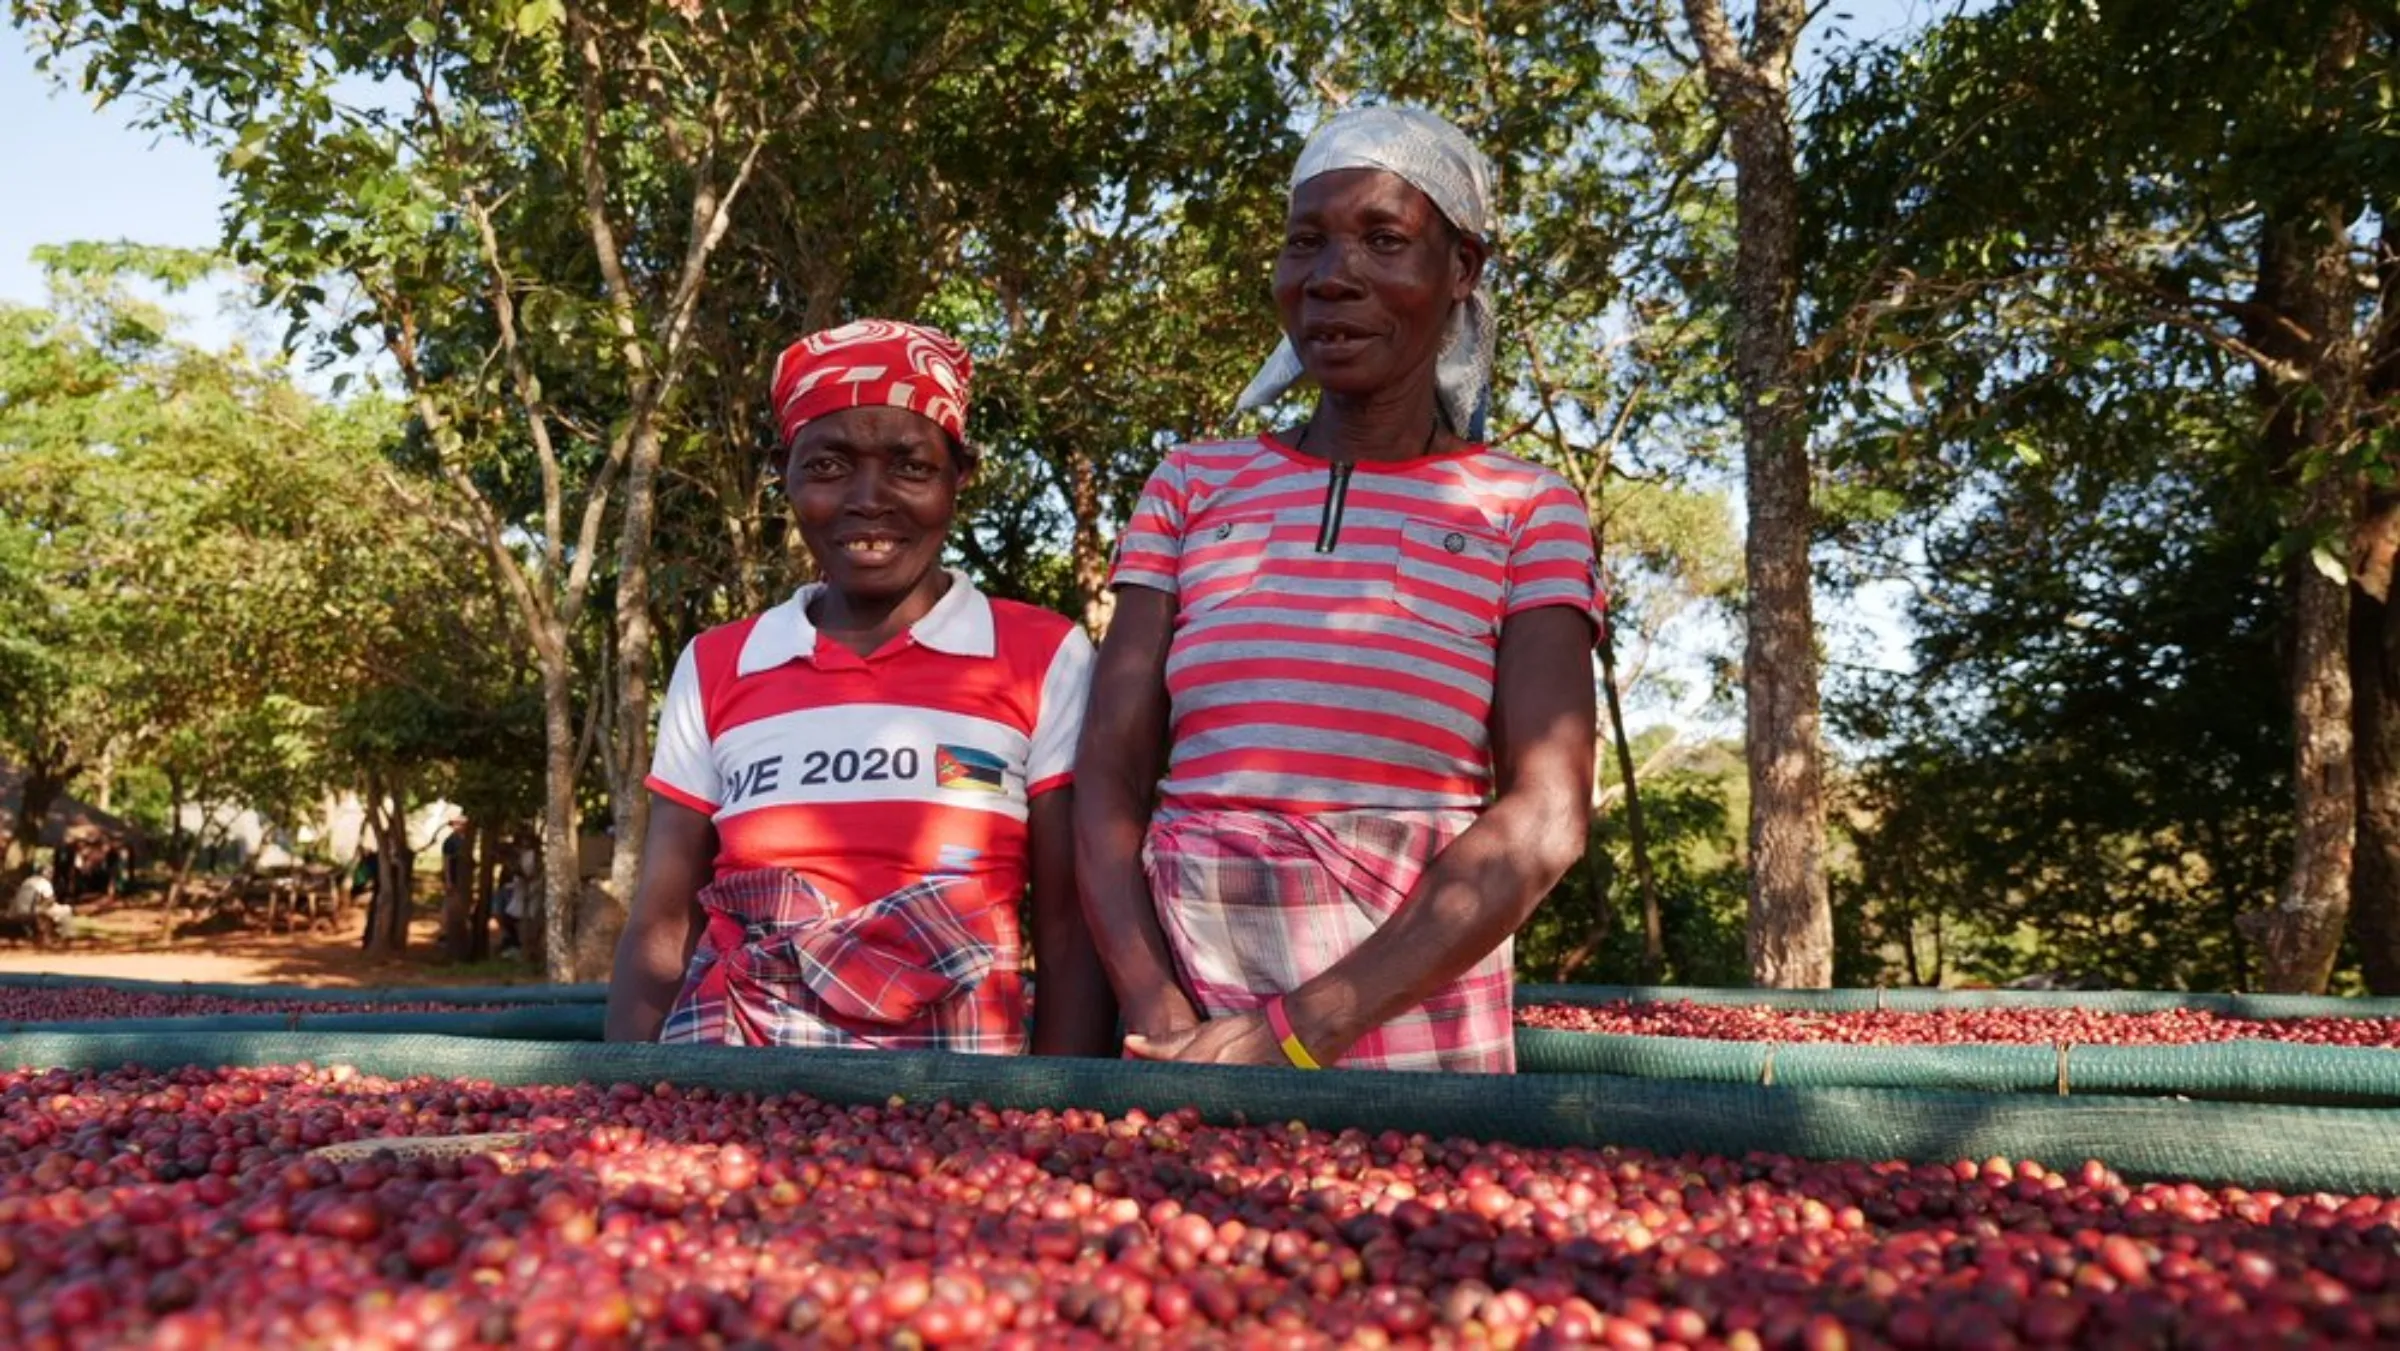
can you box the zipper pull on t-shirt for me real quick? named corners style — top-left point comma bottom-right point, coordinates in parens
top-left (1315, 460), bottom-right (1355, 554)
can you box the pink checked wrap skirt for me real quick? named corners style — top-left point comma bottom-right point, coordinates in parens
top-left (1144, 807), bottom-right (1516, 1072)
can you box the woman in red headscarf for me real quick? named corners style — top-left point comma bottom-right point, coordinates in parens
top-left (605, 319), bottom-right (1117, 1055)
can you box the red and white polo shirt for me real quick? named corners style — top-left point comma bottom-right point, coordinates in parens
top-left (647, 571), bottom-right (1093, 918)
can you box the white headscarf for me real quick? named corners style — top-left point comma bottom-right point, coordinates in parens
top-left (1234, 105), bottom-right (1499, 439)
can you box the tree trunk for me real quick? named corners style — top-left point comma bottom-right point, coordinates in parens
top-left (1730, 97), bottom-right (1831, 990)
top-left (1597, 616), bottom-right (1666, 981)
top-left (2253, 190), bottom-right (2365, 990)
top-left (1901, 887), bottom-right (1924, 986)
top-left (166, 769), bottom-right (184, 870)
top-left (159, 830), bottom-right (201, 942)
top-left (570, 5), bottom-right (763, 987)
top-left (93, 740), bottom-right (115, 815)
top-left (2351, 565), bottom-right (2398, 991)
top-left (2247, 0), bottom-right (2371, 993)
top-left (442, 821), bottom-right (480, 962)
top-left (605, 423), bottom-right (664, 982)
top-left (1070, 446), bottom-right (1115, 634)
top-left (365, 783), bottom-right (415, 954)
top-left (7, 740), bottom-right (75, 875)
top-left (727, 478), bottom-right (769, 618)
top-left (1682, 0), bottom-right (1830, 987)
top-left (359, 783), bottom-right (384, 951)
top-left (469, 833), bottom-right (498, 963)
top-left (161, 799), bottom-right (229, 941)
top-left (2348, 205), bottom-right (2400, 993)
top-left (2265, 477), bottom-right (2358, 992)
top-left (541, 656), bottom-right (581, 983)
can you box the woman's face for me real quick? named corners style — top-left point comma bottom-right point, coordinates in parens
top-left (784, 405), bottom-right (967, 612)
top-left (1273, 167), bottom-right (1483, 406)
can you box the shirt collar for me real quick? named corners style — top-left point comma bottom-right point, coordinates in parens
top-left (736, 568), bottom-right (993, 674)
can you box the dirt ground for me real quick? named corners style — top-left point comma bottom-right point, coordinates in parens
top-left (0, 898), bottom-right (551, 989)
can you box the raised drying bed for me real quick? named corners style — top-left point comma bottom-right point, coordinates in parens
top-left (7, 1049), bottom-right (2396, 1347)
top-left (1513, 984), bottom-right (2400, 1108)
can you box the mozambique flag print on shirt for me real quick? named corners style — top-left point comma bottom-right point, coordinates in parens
top-left (936, 744), bottom-right (1010, 795)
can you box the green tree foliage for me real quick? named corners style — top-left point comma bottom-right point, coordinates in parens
top-left (1808, 0), bottom-right (2398, 991)
top-left (0, 247), bottom-right (505, 900)
top-left (10, 0), bottom-right (1771, 980)
top-left (1517, 735), bottom-right (1753, 985)
top-left (0, 247), bottom-right (332, 863)
top-left (1830, 399), bottom-right (2293, 990)
top-left (18, 0), bottom-right (1326, 975)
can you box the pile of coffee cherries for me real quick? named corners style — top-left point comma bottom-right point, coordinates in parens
top-left (0, 989), bottom-right (502, 1023)
top-left (0, 1062), bottom-right (2394, 1347)
top-left (1518, 1001), bottom-right (2400, 1049)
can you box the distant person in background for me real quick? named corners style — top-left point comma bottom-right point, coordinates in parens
top-left (104, 844), bottom-right (127, 900)
top-left (9, 872), bottom-right (52, 916)
top-left (606, 319), bottom-right (1116, 1056)
top-left (75, 838), bottom-right (106, 900)
top-left (510, 836), bottom-right (540, 958)
top-left (495, 835), bottom-right (535, 957)
top-left (8, 872), bottom-right (70, 942)
top-left (496, 878), bottom-right (525, 957)
top-left (351, 848), bottom-right (380, 950)
top-left (50, 839), bottom-right (73, 903)
top-left (441, 815), bottom-right (471, 896)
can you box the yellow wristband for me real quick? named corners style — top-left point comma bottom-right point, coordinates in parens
top-left (1264, 995), bottom-right (1322, 1070)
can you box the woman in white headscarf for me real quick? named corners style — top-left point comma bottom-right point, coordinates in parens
top-left (1073, 106), bottom-right (1603, 1072)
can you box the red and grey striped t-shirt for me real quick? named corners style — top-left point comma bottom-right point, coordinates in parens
top-left (1109, 433), bottom-right (1602, 814)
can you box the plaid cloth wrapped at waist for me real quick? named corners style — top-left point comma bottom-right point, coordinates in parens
top-left (660, 867), bottom-right (1025, 1053)
top-left (1145, 806), bottom-right (1517, 1073)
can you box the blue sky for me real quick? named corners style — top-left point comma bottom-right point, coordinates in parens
top-left (1, 36), bottom-right (233, 324)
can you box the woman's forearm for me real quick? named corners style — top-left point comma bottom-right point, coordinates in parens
top-left (1072, 586), bottom-right (1200, 1038)
top-left (604, 911), bottom-right (698, 1042)
top-left (603, 795), bottom-right (716, 1042)
top-left (1029, 921), bottom-right (1121, 1056)
top-left (1074, 778), bottom-right (1199, 1034)
top-left (1284, 791), bottom-right (1584, 1061)
top-left (1028, 791), bottom-right (1122, 1056)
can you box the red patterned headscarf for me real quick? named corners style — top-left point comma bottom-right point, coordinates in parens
top-left (770, 319), bottom-right (974, 454)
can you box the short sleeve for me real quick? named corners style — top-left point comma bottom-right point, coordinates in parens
top-left (1106, 453), bottom-right (1189, 596)
top-left (1026, 624), bottom-right (1097, 797)
top-left (1505, 473), bottom-right (1605, 634)
top-left (646, 640), bottom-right (721, 813)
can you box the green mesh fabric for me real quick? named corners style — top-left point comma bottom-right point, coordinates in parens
top-left (0, 1006), bottom-right (606, 1040)
top-left (3, 1030), bottom-right (2400, 1193)
top-left (1513, 1028), bottom-right (2400, 1107)
top-left (0, 973), bottom-right (606, 1005)
top-left (1511, 985), bottom-right (2400, 1106)
top-left (1518, 983), bottom-right (2400, 1018)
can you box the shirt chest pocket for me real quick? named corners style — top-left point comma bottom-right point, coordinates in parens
top-left (1177, 513), bottom-right (1277, 615)
top-left (1394, 519), bottom-right (1509, 639)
